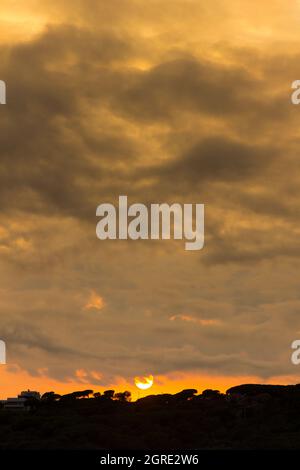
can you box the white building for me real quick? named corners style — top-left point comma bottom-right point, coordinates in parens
top-left (0, 390), bottom-right (41, 411)
top-left (2, 397), bottom-right (28, 410)
top-left (18, 390), bottom-right (40, 400)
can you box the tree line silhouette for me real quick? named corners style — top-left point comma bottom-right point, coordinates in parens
top-left (1, 383), bottom-right (300, 449)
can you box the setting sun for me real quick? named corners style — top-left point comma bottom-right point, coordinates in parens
top-left (134, 375), bottom-right (154, 391)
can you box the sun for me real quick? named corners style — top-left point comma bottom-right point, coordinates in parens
top-left (134, 375), bottom-right (154, 390)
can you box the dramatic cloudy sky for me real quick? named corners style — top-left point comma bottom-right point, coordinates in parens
top-left (0, 0), bottom-right (300, 398)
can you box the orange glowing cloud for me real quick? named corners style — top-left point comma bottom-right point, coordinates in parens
top-left (84, 290), bottom-right (105, 311)
top-left (169, 314), bottom-right (221, 326)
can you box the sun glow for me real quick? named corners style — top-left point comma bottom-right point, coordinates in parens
top-left (134, 375), bottom-right (154, 391)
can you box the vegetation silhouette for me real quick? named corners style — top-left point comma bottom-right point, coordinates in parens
top-left (1, 384), bottom-right (300, 449)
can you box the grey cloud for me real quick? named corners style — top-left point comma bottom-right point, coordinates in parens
top-left (0, 16), bottom-right (300, 388)
top-left (146, 136), bottom-right (276, 188)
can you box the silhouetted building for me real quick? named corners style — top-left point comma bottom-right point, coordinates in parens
top-left (0, 390), bottom-right (40, 411)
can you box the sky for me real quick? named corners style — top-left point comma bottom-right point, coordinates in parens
top-left (0, 0), bottom-right (300, 399)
